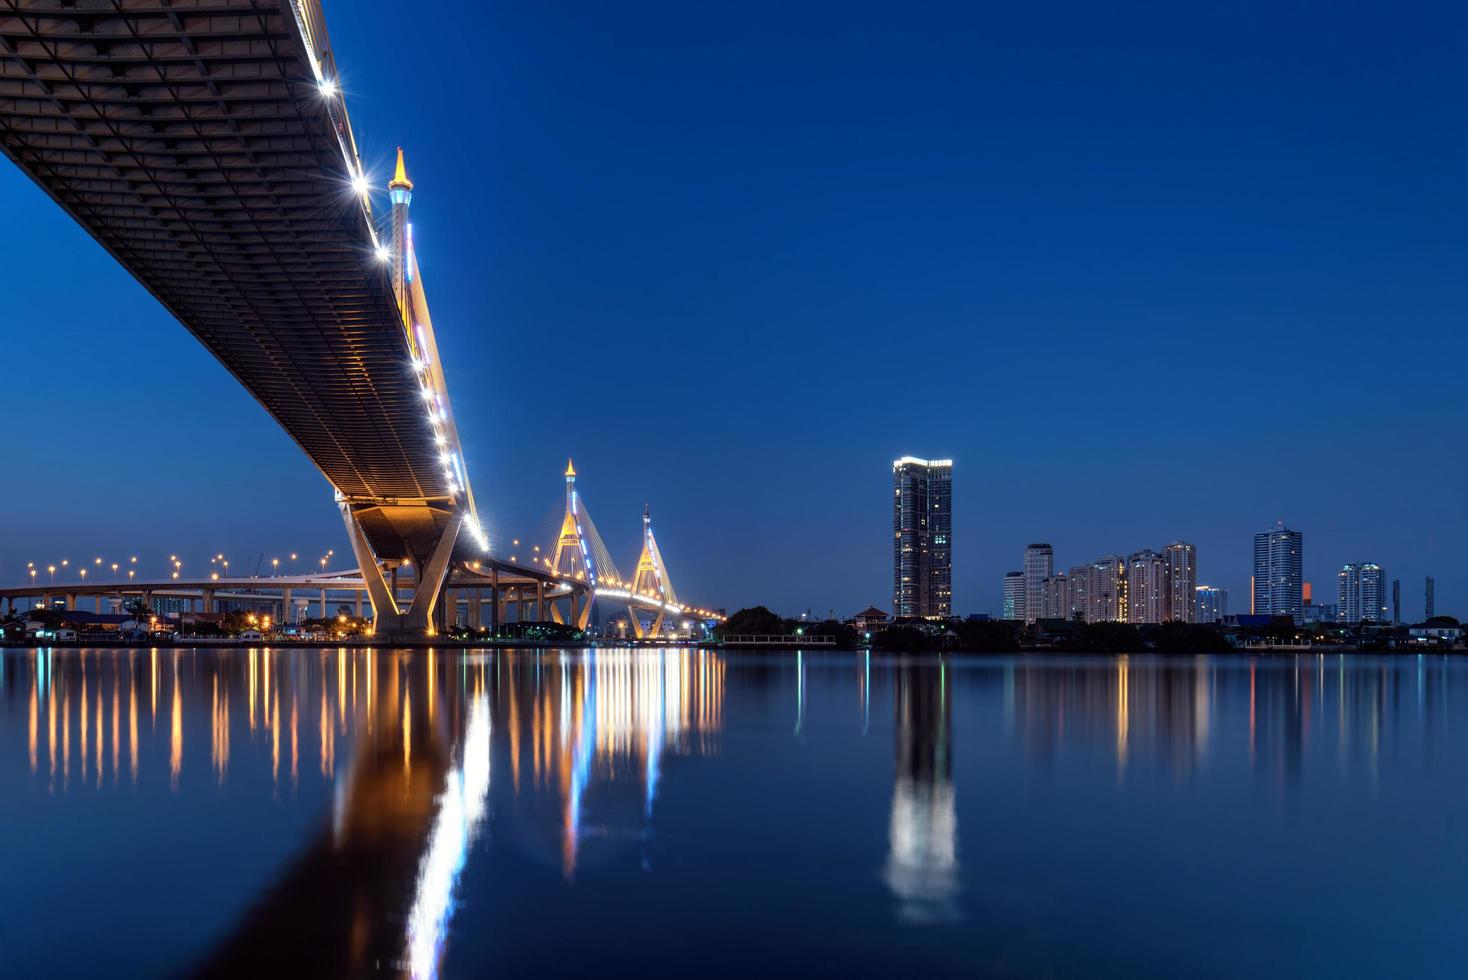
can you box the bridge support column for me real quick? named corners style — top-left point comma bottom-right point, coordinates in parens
top-left (339, 501), bottom-right (462, 640)
top-left (536, 581), bottom-right (545, 622)
top-left (489, 570), bottom-right (499, 635)
top-left (469, 588), bottom-right (481, 630)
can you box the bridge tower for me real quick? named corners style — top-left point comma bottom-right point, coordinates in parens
top-left (338, 148), bottom-right (475, 639)
top-left (627, 504), bottom-right (678, 638)
top-left (547, 459), bottom-right (617, 631)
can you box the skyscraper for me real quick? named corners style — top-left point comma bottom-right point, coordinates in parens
top-left (1002, 572), bottom-right (1025, 621)
top-left (1252, 522), bottom-right (1303, 620)
top-left (1426, 577), bottom-right (1436, 619)
top-left (1040, 572), bottom-right (1067, 620)
top-left (1163, 541), bottom-right (1197, 622)
top-left (1023, 544), bottom-right (1053, 624)
top-left (1127, 550), bottom-right (1168, 624)
top-left (1065, 565), bottom-right (1091, 621)
top-left (892, 457), bottom-right (953, 619)
top-left (1195, 585), bottom-right (1228, 623)
top-left (1392, 579), bottom-right (1401, 624)
top-left (1087, 556), bottom-right (1128, 623)
top-left (1337, 563), bottom-right (1386, 623)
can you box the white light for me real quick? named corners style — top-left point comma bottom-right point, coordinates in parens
top-left (375, 245), bottom-right (391, 262)
top-left (421, 388), bottom-right (436, 401)
top-left (351, 173), bottom-right (369, 196)
top-left (319, 77), bottom-right (338, 98)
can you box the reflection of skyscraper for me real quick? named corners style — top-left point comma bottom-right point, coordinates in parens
top-left (883, 665), bottom-right (958, 922)
top-left (1023, 544), bottom-right (1053, 624)
top-left (892, 457), bottom-right (953, 619)
top-left (1252, 522), bottom-right (1303, 619)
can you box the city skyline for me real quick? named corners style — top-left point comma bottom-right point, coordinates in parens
top-left (2, 0), bottom-right (1463, 619)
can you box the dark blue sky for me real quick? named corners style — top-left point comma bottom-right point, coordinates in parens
top-left (5, 0), bottom-right (1465, 617)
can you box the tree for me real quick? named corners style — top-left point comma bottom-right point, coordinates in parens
top-left (716, 606), bottom-right (790, 637)
top-left (1151, 622), bottom-right (1232, 654)
top-left (122, 597), bottom-right (152, 621)
top-left (1061, 622), bottom-right (1144, 653)
top-left (953, 619), bottom-right (1020, 652)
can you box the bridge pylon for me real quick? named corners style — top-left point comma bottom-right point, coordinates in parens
top-left (627, 504), bottom-right (678, 638)
top-left (547, 459), bottom-right (619, 631)
top-left (335, 147), bottom-right (483, 639)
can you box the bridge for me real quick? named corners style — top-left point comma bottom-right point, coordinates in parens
top-left (0, 460), bottom-right (720, 635)
top-left (537, 460), bottom-right (720, 636)
top-left (0, 1), bottom-right (717, 637)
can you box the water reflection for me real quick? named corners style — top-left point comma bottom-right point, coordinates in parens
top-left (884, 661), bottom-right (958, 922)
top-left (5, 649), bottom-right (1468, 977)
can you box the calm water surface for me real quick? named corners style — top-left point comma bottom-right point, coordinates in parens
top-left (2, 648), bottom-right (1465, 977)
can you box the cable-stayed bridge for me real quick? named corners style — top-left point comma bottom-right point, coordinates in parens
top-left (0, 0), bottom-right (718, 637)
top-left (540, 460), bottom-right (720, 636)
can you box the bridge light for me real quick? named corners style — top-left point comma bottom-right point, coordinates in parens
top-left (319, 77), bottom-right (338, 98)
top-left (351, 173), bottom-right (370, 196)
top-left (375, 245), bottom-right (391, 262)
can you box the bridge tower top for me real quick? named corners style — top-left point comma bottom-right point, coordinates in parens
top-left (389, 146), bottom-right (414, 200)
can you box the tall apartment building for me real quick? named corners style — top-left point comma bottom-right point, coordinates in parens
top-left (1087, 556), bottom-right (1128, 623)
top-left (1338, 563), bottom-right (1386, 623)
top-left (1065, 565), bottom-right (1090, 621)
top-left (1039, 572), bottom-right (1068, 620)
top-left (1392, 579), bottom-right (1401, 624)
top-left (1127, 550), bottom-right (1168, 624)
top-left (892, 457), bottom-right (953, 619)
top-left (1252, 522), bottom-right (1303, 619)
top-left (1002, 571), bottom-right (1025, 621)
top-left (1163, 541), bottom-right (1197, 623)
top-left (1195, 586), bottom-right (1228, 624)
top-left (1023, 544), bottom-right (1054, 624)
top-left (1426, 577), bottom-right (1436, 619)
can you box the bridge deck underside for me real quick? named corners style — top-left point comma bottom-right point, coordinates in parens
top-left (0, 0), bottom-right (450, 509)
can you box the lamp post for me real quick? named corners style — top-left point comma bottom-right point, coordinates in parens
top-left (48, 565), bottom-right (56, 585)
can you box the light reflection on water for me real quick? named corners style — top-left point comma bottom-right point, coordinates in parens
top-left (2, 649), bottom-right (1466, 978)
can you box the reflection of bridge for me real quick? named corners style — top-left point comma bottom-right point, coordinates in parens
top-left (0, 2), bottom-right (724, 638)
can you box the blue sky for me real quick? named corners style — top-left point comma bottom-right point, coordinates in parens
top-left (4, 0), bottom-right (1464, 617)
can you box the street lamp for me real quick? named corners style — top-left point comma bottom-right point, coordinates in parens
top-left (79, 568), bottom-right (87, 583)
top-left (48, 565), bottom-right (55, 584)
top-left (111, 562), bottom-right (119, 581)
top-left (272, 557), bottom-right (280, 575)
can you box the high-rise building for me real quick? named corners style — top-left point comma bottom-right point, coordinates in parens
top-left (1338, 563), bottom-right (1386, 623)
top-left (892, 457), bottom-right (953, 619)
top-left (1087, 556), bottom-right (1128, 623)
top-left (1023, 544), bottom-right (1053, 624)
top-left (1127, 550), bottom-right (1168, 624)
top-left (1426, 577), bottom-right (1436, 619)
top-left (1002, 571), bottom-right (1025, 621)
top-left (1195, 586), bottom-right (1228, 624)
top-left (1065, 565), bottom-right (1090, 621)
top-left (1252, 522), bottom-right (1303, 620)
top-left (1344, 563), bottom-right (1385, 624)
top-left (1040, 573), bottom-right (1067, 619)
top-left (1163, 541), bottom-right (1197, 622)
